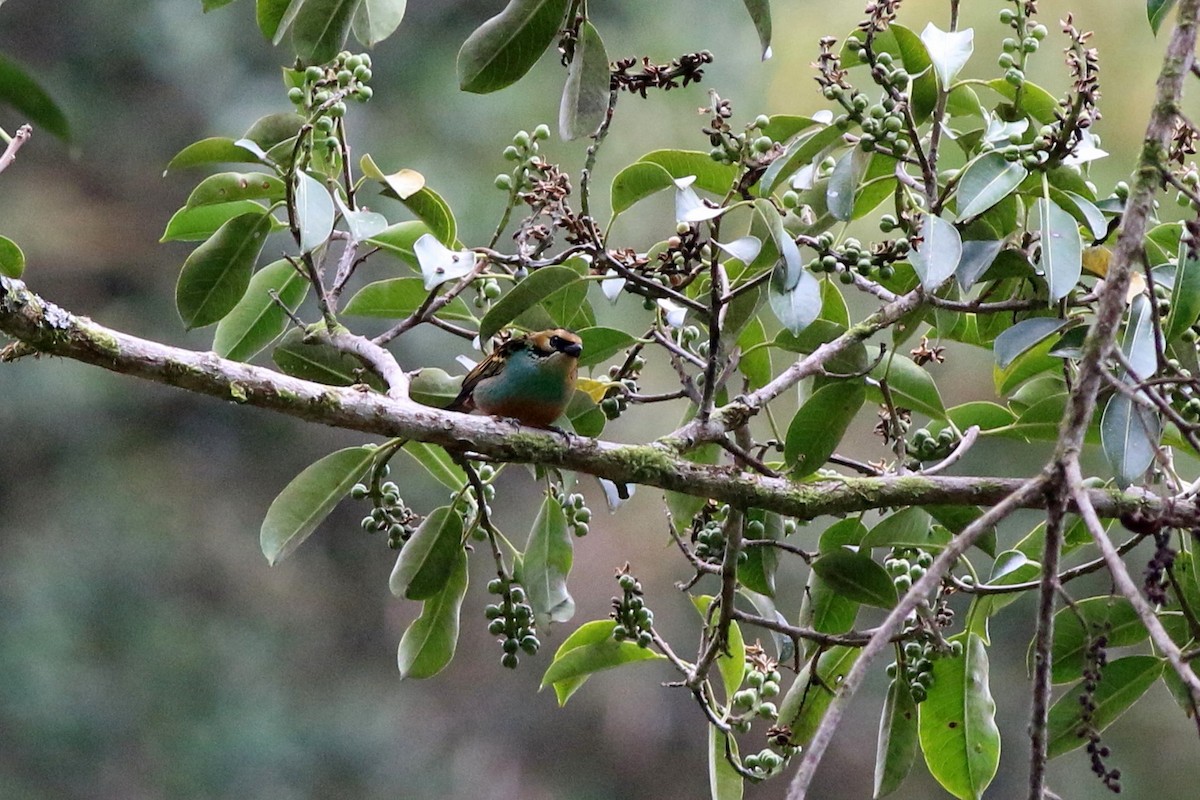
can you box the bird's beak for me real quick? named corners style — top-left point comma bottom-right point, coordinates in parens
top-left (562, 341), bottom-right (583, 357)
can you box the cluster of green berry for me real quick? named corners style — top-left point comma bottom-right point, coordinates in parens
top-left (1174, 168), bottom-right (1200, 211)
top-left (730, 663), bottom-right (781, 731)
top-left (485, 577), bottom-right (539, 669)
top-left (611, 568), bottom-right (654, 648)
top-left (286, 52), bottom-right (373, 157)
top-left (1164, 357), bottom-right (1200, 423)
top-left (558, 489), bottom-right (592, 537)
top-left (352, 466), bottom-right (419, 549)
top-left (826, 52), bottom-right (912, 161)
top-left (996, 5), bottom-right (1048, 90)
top-left (802, 230), bottom-right (905, 283)
top-left (461, 464), bottom-right (498, 540)
top-left (494, 124), bottom-right (552, 194)
top-left (906, 426), bottom-right (959, 466)
top-left (693, 504), bottom-right (736, 565)
top-left (702, 99), bottom-right (775, 167)
top-left (600, 352), bottom-right (645, 420)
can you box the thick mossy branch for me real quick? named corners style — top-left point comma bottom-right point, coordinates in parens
top-left (3, 276), bottom-right (1197, 526)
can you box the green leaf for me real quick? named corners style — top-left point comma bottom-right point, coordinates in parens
top-left (1167, 246), bottom-right (1200, 344)
top-left (522, 494), bottom-right (575, 626)
top-left (479, 266), bottom-right (580, 344)
top-left (811, 549), bottom-right (897, 609)
top-left (1148, 0), bottom-right (1179, 35)
top-left (778, 646), bottom-right (860, 747)
top-left (946, 401), bottom-right (1014, 432)
top-left (272, 327), bottom-right (386, 389)
top-left (161, 200), bottom-right (272, 242)
top-left (457, 0), bottom-right (570, 93)
top-left (875, 679), bottom-right (919, 798)
top-left (760, 124), bottom-right (844, 193)
top-left (911, 215), bottom-right (961, 290)
top-left (862, 508), bottom-right (945, 549)
top-left (968, 550), bottom-right (1041, 641)
top-left (409, 367), bottom-right (462, 408)
top-left (176, 211), bottom-right (273, 329)
top-left (918, 633), bottom-right (1000, 800)
top-left (827, 147), bottom-right (869, 222)
top-left (1122, 293), bottom-right (1157, 379)
top-left (541, 620), bottom-right (662, 704)
top-left (203, 0), bottom-right (239, 9)
top-left (1101, 392), bottom-right (1161, 488)
top-left (186, 172), bottom-right (286, 208)
top-left (842, 25), bottom-right (936, 120)
top-left (394, 186), bottom-right (456, 246)
top-left (401, 441), bottom-right (466, 490)
top-left (213, 258), bottom-right (308, 360)
top-left (294, 170), bottom-right (335, 253)
top-left (869, 356), bottom-right (946, 420)
top-left (564, 389), bottom-right (606, 437)
top-left (609, 161), bottom-right (676, 215)
top-left (389, 505), bottom-right (464, 600)
top-left (736, 318), bottom-right (772, 390)
top-left (1047, 655), bottom-right (1163, 758)
top-left (957, 153), bottom-right (1027, 219)
top-left (576, 326), bottom-right (637, 367)
top-left (784, 381), bottom-right (866, 478)
top-left (291, 0), bottom-right (362, 64)
top-left (166, 137), bottom-right (264, 172)
top-left (257, 0), bottom-right (293, 40)
top-left (0, 53), bottom-right (70, 141)
top-left (397, 548), bottom-right (468, 679)
top-left (352, 0), bottom-right (407, 46)
top-left (260, 445), bottom-right (376, 564)
top-left (342, 276), bottom-right (473, 321)
top-left (559, 20), bottom-right (609, 141)
top-left (638, 149), bottom-right (739, 197)
top-left (1039, 196), bottom-right (1082, 302)
top-left (800, 570), bottom-right (859, 636)
top-left (709, 727), bottom-right (744, 800)
top-left (993, 317), bottom-right (1070, 369)
top-left (1050, 597), bottom-right (1147, 683)
top-left (0, 235), bottom-right (25, 279)
top-left (365, 220), bottom-right (434, 267)
top-left (768, 261), bottom-right (821, 336)
top-left (986, 78), bottom-right (1059, 124)
top-left (741, 0), bottom-right (771, 60)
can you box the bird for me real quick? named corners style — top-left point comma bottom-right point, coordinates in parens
top-left (448, 328), bottom-right (583, 428)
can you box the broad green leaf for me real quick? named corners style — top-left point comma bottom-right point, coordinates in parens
top-left (0, 53), bottom-right (70, 140)
top-left (1047, 655), bottom-right (1163, 758)
top-left (737, 509), bottom-right (782, 597)
top-left (638, 149), bottom-right (739, 197)
top-left (760, 124), bottom-right (844, 193)
top-left (811, 549), bottom-right (897, 609)
top-left (736, 317), bottom-right (772, 390)
top-left (869, 356), bottom-right (946, 420)
top-left (522, 494), bottom-right (575, 626)
top-left (692, 595), bottom-right (746, 701)
top-left (457, 0), bottom-right (570, 93)
top-left (759, 115), bottom-right (821, 143)
top-left (366, 220), bottom-right (434, 266)
top-left (820, 278), bottom-right (850, 327)
top-left (1057, 190), bottom-right (1108, 241)
top-left (768, 261), bottom-right (821, 336)
top-left (1101, 393), bottom-right (1161, 488)
top-left (827, 147), bottom-right (869, 222)
top-left (176, 211), bottom-right (273, 329)
top-left (1148, 0), bottom-right (1179, 35)
top-left (918, 633), bottom-right (1000, 800)
top-left (1167, 245), bottom-right (1200, 343)
top-left (986, 77), bottom-right (1059, 124)
top-left (213, 258), bottom-right (308, 360)
top-left (1122, 293), bottom-right (1157, 380)
top-left (957, 153), bottom-right (1026, 218)
top-left (993, 317), bottom-right (1070, 369)
top-left (994, 335), bottom-right (1061, 396)
top-left (955, 240), bottom-right (1004, 291)
top-left (389, 505), bottom-right (464, 600)
top-left (926, 505), bottom-right (996, 557)
top-left (946, 401), bottom-right (1014, 432)
top-left (610, 161), bottom-right (675, 215)
top-left (576, 326), bottom-right (637, 367)
top-left (166, 137), bottom-right (263, 172)
top-left (479, 266), bottom-right (580, 344)
top-left (272, 326), bottom-right (386, 389)
top-left (968, 550), bottom-right (1041, 640)
top-left (395, 186), bottom-right (456, 246)
top-left (559, 20), bottom-right (609, 141)
top-left (862, 508), bottom-right (944, 549)
top-left (1050, 597), bottom-right (1147, 683)
top-left (397, 548), bottom-right (468, 679)
top-left (290, 0), bottom-right (362, 64)
top-left (243, 112), bottom-right (305, 151)
top-left (741, 0), bottom-right (771, 60)
top-left (784, 381), bottom-right (866, 478)
top-left (774, 318), bottom-right (869, 376)
top-left (911, 214), bottom-right (961, 290)
top-left (778, 646), bottom-right (860, 747)
top-left (541, 619), bottom-right (663, 704)
top-left (801, 570), bottom-right (860, 636)
top-left (875, 679), bottom-right (919, 798)
top-left (343, 277), bottom-right (475, 321)
top-left (1039, 197), bottom-right (1082, 302)
top-left (709, 727), bottom-right (744, 800)
top-left (256, 0), bottom-right (292, 39)
top-left (401, 441), bottom-right (466, 490)
top-left (260, 445), bottom-right (376, 564)
top-left (161, 200), bottom-right (271, 242)
top-left (186, 172), bottom-right (286, 208)
top-left (564, 389), bottom-right (606, 437)
top-left (920, 23), bottom-right (973, 88)
top-left (409, 367), bottom-right (462, 408)
top-left (294, 170), bottom-right (335, 253)
top-left (352, 0), bottom-right (407, 46)
top-left (0, 235), bottom-right (25, 278)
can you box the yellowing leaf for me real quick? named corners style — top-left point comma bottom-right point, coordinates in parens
top-left (576, 377), bottom-right (615, 404)
top-left (1081, 245), bottom-right (1110, 277)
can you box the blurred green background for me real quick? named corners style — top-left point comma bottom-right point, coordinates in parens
top-left (2, 1), bottom-right (1199, 798)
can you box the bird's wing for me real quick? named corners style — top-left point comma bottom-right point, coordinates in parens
top-left (447, 339), bottom-right (521, 411)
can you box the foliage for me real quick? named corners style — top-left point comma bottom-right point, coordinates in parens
top-left (5, 0), bottom-right (1200, 799)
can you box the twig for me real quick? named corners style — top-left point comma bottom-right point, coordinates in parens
top-left (919, 425), bottom-right (979, 476)
top-left (0, 124), bottom-right (32, 175)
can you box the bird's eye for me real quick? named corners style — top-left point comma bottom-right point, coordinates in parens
top-left (550, 335), bottom-right (565, 349)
